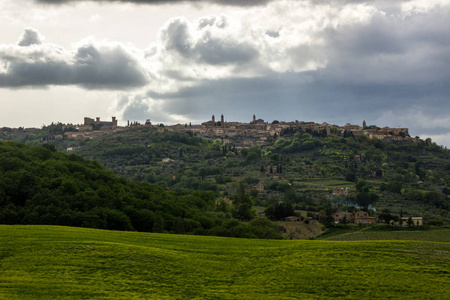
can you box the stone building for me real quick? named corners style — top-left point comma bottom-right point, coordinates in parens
top-left (84, 116), bottom-right (117, 127)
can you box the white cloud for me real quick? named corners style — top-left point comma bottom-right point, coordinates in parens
top-left (0, 29), bottom-right (150, 89)
top-left (1, 0), bottom-right (450, 148)
top-left (89, 14), bottom-right (101, 23)
top-left (33, 0), bottom-right (273, 6)
top-left (401, 0), bottom-right (450, 16)
top-left (1, 1), bottom-right (383, 89)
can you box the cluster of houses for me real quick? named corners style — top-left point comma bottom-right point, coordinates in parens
top-left (55, 115), bottom-right (415, 146)
top-left (333, 210), bottom-right (423, 226)
top-left (0, 115), bottom-right (418, 151)
top-left (281, 209), bottom-right (423, 227)
top-left (166, 115), bottom-right (416, 146)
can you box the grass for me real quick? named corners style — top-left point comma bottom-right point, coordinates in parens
top-left (296, 178), bottom-right (353, 187)
top-left (319, 226), bottom-right (450, 243)
top-left (1, 225), bottom-right (449, 299)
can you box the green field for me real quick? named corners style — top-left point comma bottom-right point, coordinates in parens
top-left (320, 227), bottom-right (450, 242)
top-left (1, 226), bottom-right (449, 299)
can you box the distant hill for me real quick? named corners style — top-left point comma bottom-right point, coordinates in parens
top-left (1, 123), bottom-right (450, 226)
top-left (68, 126), bottom-right (450, 222)
top-left (0, 141), bottom-right (282, 238)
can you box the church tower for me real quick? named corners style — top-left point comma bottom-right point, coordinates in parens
top-left (363, 120), bottom-right (367, 129)
top-left (221, 114), bottom-right (224, 126)
top-left (253, 114), bottom-right (256, 123)
top-left (212, 115), bottom-right (215, 126)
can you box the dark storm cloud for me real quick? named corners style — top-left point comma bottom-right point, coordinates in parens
top-left (161, 17), bottom-right (258, 66)
top-left (326, 8), bottom-right (450, 58)
top-left (0, 30), bottom-right (148, 89)
top-left (325, 16), bottom-right (405, 56)
top-left (144, 72), bottom-right (450, 122)
top-left (34, 0), bottom-right (273, 7)
top-left (72, 44), bottom-right (148, 89)
top-left (321, 8), bottom-right (450, 86)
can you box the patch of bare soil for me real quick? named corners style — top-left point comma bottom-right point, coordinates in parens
top-left (277, 220), bottom-right (325, 239)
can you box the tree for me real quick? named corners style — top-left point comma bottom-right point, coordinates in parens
top-left (407, 216), bottom-right (414, 227)
top-left (265, 202), bottom-right (295, 220)
top-left (231, 183), bottom-right (255, 221)
top-left (248, 218), bottom-right (282, 239)
top-left (379, 212), bottom-right (390, 224)
top-left (355, 179), bottom-right (369, 193)
top-left (243, 177), bottom-right (259, 185)
top-left (199, 168), bottom-right (207, 181)
top-left (246, 152), bottom-right (259, 163)
top-left (386, 181), bottom-right (403, 194)
top-left (152, 214), bottom-right (164, 233)
top-left (356, 187), bottom-right (379, 208)
top-left (345, 173), bottom-right (356, 182)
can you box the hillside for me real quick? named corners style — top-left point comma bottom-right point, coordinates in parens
top-left (0, 141), bottom-right (282, 239)
top-left (56, 126), bottom-right (450, 223)
top-left (1, 124), bottom-right (450, 227)
top-left (319, 226), bottom-right (450, 242)
top-left (0, 225), bottom-right (449, 299)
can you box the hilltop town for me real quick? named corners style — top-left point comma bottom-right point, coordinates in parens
top-left (169, 114), bottom-right (414, 147)
top-left (2, 115), bottom-right (417, 148)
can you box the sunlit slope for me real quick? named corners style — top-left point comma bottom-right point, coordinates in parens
top-left (1, 226), bottom-right (449, 299)
top-left (320, 228), bottom-right (450, 242)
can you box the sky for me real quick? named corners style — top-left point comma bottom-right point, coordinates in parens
top-left (1, 0), bottom-right (449, 146)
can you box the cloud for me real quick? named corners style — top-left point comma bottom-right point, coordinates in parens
top-left (115, 93), bottom-right (191, 124)
top-left (124, 68), bottom-right (450, 125)
top-left (3, 1), bottom-right (450, 146)
top-left (18, 28), bottom-right (45, 46)
top-left (0, 29), bottom-right (149, 89)
top-left (34, 0), bottom-right (273, 7)
top-left (112, 1), bottom-right (450, 148)
top-left (160, 17), bottom-right (259, 66)
top-left (375, 108), bottom-right (450, 146)
top-left (89, 14), bottom-right (101, 23)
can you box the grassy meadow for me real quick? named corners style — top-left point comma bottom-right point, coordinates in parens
top-left (320, 227), bottom-right (450, 242)
top-left (1, 225), bottom-right (449, 299)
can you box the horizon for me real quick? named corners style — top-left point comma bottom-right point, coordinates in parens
top-left (4, 114), bottom-right (434, 147)
top-left (3, 115), bottom-right (405, 130)
top-left (1, 0), bottom-right (450, 147)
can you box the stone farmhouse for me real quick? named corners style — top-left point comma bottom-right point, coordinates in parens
top-left (334, 210), bottom-right (377, 225)
top-left (398, 217), bottom-right (423, 226)
top-left (354, 216), bottom-right (378, 225)
top-left (334, 210), bottom-right (424, 226)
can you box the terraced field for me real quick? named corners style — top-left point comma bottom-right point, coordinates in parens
top-left (1, 225), bottom-right (449, 299)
